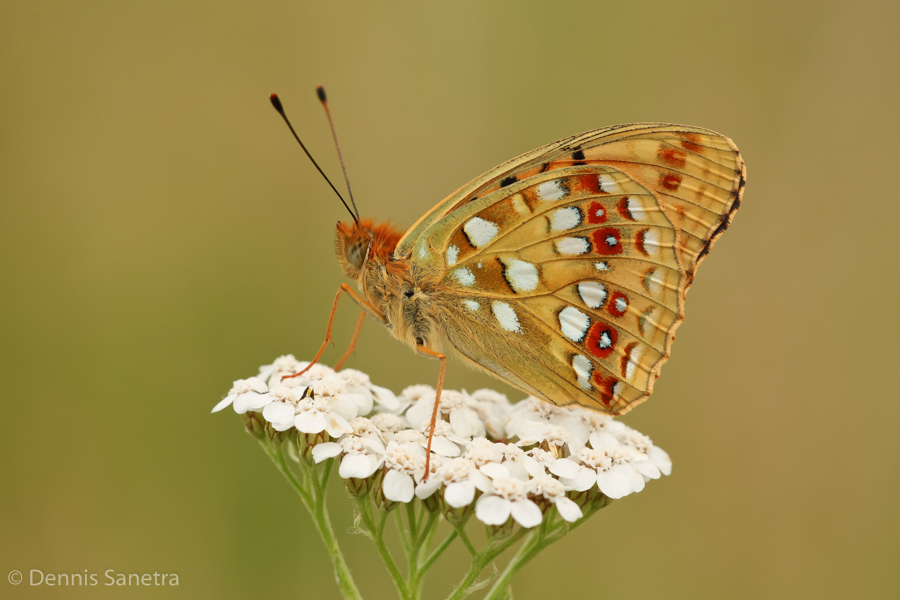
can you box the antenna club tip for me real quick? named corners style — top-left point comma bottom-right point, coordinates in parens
top-left (316, 86), bottom-right (327, 103)
top-left (269, 93), bottom-right (284, 112)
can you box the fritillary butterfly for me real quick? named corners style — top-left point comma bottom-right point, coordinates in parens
top-left (271, 90), bottom-right (746, 474)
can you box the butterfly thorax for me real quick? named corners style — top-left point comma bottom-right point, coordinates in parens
top-left (336, 219), bottom-right (445, 350)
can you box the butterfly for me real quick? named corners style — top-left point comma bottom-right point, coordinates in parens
top-left (271, 91), bottom-right (745, 471)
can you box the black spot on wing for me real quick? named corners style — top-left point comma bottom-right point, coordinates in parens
top-left (494, 257), bottom-right (516, 293)
top-left (500, 175), bottom-right (517, 187)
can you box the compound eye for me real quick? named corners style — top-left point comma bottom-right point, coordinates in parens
top-left (347, 239), bottom-right (369, 268)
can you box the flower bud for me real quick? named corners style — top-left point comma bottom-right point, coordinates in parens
top-left (297, 431), bottom-right (331, 464)
top-left (485, 517), bottom-right (515, 540)
top-left (439, 493), bottom-right (474, 527)
top-left (241, 411), bottom-right (267, 440)
top-left (419, 490), bottom-right (441, 514)
top-left (591, 491), bottom-right (612, 511)
top-left (344, 469), bottom-right (382, 499)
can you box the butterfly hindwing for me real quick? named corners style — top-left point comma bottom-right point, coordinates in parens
top-left (400, 124), bottom-right (744, 415)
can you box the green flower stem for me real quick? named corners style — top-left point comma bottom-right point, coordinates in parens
top-left (454, 524), bottom-right (479, 557)
top-left (419, 528), bottom-right (456, 573)
top-left (262, 437), bottom-right (311, 506)
top-left (356, 498), bottom-right (409, 599)
top-left (318, 458), bottom-right (334, 490)
top-left (445, 527), bottom-right (530, 600)
top-left (396, 507), bottom-right (413, 555)
top-left (483, 525), bottom-right (549, 600)
top-left (403, 505), bottom-right (418, 596)
top-left (407, 510), bottom-right (445, 600)
top-left (406, 503), bottom-right (420, 542)
top-left (261, 436), bottom-right (363, 600)
top-left (415, 511), bottom-right (439, 558)
top-left (482, 499), bottom-right (613, 600)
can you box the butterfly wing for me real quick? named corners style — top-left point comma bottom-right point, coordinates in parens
top-left (399, 124), bottom-right (744, 416)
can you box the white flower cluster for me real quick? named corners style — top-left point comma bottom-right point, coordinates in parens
top-left (213, 355), bottom-right (672, 529)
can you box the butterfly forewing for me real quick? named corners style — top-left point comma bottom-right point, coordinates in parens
top-left (400, 124), bottom-right (744, 415)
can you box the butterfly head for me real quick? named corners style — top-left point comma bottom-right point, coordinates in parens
top-left (335, 218), bottom-right (405, 280)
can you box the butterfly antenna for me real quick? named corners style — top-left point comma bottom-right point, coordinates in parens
top-left (269, 93), bottom-right (358, 225)
top-left (316, 85), bottom-right (359, 220)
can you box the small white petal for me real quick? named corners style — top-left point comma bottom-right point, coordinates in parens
top-left (596, 469), bottom-right (632, 499)
top-left (272, 421), bottom-right (294, 432)
top-left (428, 436), bottom-right (462, 458)
top-left (445, 481), bottom-right (476, 508)
top-left (510, 499), bottom-right (543, 528)
top-left (515, 419), bottom-right (546, 444)
top-left (405, 397), bottom-right (434, 430)
top-left (415, 478), bottom-right (441, 499)
top-left (212, 394), bottom-right (236, 413)
top-left (475, 495), bottom-right (512, 525)
top-left (366, 455), bottom-right (384, 478)
top-left (371, 385), bottom-right (400, 411)
top-left (560, 466), bottom-right (597, 492)
top-left (648, 445), bottom-right (672, 476)
top-left (245, 377), bottom-right (269, 393)
top-left (312, 442), bottom-right (342, 463)
top-left (505, 460), bottom-right (529, 481)
top-left (523, 456), bottom-right (546, 478)
top-left (383, 470), bottom-right (415, 503)
top-left (632, 473), bottom-right (646, 493)
top-left (634, 459), bottom-right (661, 480)
top-left (262, 401), bottom-right (295, 425)
top-left (325, 412), bottom-right (354, 438)
top-left (332, 395), bottom-right (360, 422)
top-left (294, 412), bottom-right (327, 434)
top-left (605, 420), bottom-right (629, 436)
top-left (549, 458), bottom-right (581, 479)
top-left (554, 497), bottom-right (583, 522)
top-left (589, 431), bottom-right (620, 451)
top-left (566, 436), bottom-right (585, 456)
top-left (364, 437), bottom-right (386, 454)
top-left (469, 470), bottom-right (494, 493)
top-left (560, 417), bottom-right (589, 446)
top-left (339, 453), bottom-right (374, 479)
top-left (450, 406), bottom-right (485, 439)
top-left (246, 392), bottom-right (274, 410)
top-left (613, 463), bottom-right (645, 493)
top-left (232, 392), bottom-right (259, 414)
top-left (339, 393), bottom-right (371, 417)
top-left (480, 462), bottom-right (510, 479)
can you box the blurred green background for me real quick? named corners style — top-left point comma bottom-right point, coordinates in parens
top-left (2, 1), bottom-right (898, 598)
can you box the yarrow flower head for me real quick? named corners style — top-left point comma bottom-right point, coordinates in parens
top-left (214, 356), bottom-right (674, 599)
top-left (214, 356), bottom-right (671, 526)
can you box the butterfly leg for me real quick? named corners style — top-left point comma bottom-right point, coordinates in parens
top-left (283, 284), bottom-right (384, 381)
top-left (334, 310), bottom-right (365, 371)
top-left (415, 344), bottom-right (446, 481)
